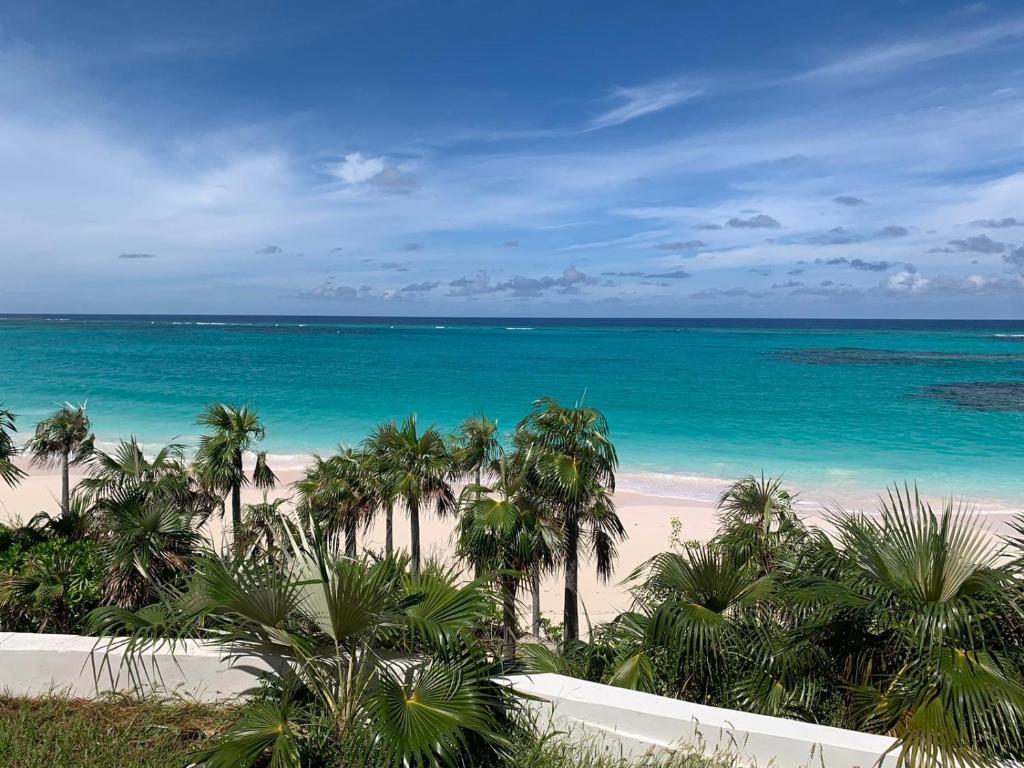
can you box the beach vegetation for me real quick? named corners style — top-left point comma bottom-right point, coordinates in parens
top-left (2, 399), bottom-right (1024, 767)
top-left (0, 534), bottom-right (103, 633)
top-left (368, 414), bottom-right (456, 578)
top-left (91, 523), bottom-right (515, 768)
top-left (455, 449), bottom-right (562, 659)
top-left (26, 402), bottom-right (95, 516)
top-left (0, 405), bottom-right (27, 487)
top-left (525, 481), bottom-right (1024, 768)
top-left (515, 397), bottom-right (623, 641)
top-left (194, 403), bottom-right (270, 553)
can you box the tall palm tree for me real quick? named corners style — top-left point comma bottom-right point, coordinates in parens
top-left (0, 405), bottom-right (27, 487)
top-left (453, 414), bottom-right (500, 487)
top-left (375, 415), bottom-right (456, 578)
top-left (516, 397), bottom-right (623, 641)
top-left (194, 403), bottom-right (267, 552)
top-left (455, 450), bottom-right (561, 659)
top-left (364, 421), bottom-right (400, 557)
top-left (27, 403), bottom-right (95, 516)
top-left (295, 448), bottom-right (374, 557)
top-left (92, 530), bottom-right (514, 768)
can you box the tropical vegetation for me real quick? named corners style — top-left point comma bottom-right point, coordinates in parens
top-left (26, 403), bottom-right (94, 516)
top-left (0, 397), bottom-right (1023, 767)
top-left (0, 693), bottom-right (738, 768)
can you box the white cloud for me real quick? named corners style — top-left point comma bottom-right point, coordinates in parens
top-left (587, 77), bottom-right (702, 130)
top-left (886, 270), bottom-right (930, 294)
top-left (802, 17), bottom-right (1024, 79)
top-left (332, 152), bottom-right (387, 184)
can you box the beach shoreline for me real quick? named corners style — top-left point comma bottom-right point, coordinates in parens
top-left (3, 456), bottom-right (1020, 626)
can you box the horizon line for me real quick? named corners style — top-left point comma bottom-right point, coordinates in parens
top-left (2, 312), bottom-right (1024, 323)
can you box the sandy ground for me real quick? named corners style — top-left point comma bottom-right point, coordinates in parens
top-left (2, 460), bottom-right (1020, 627)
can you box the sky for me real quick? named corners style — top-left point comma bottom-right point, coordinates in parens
top-left (2, 0), bottom-right (1024, 318)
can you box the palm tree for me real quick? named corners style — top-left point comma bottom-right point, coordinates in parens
top-left (516, 397), bottom-right (624, 641)
top-left (194, 403), bottom-right (267, 552)
top-left (238, 497), bottom-right (290, 558)
top-left (453, 414), bottom-right (500, 487)
top-left (364, 422), bottom-right (400, 557)
top-left (81, 438), bottom-right (221, 525)
top-left (804, 486), bottom-right (1024, 767)
top-left (375, 415), bottom-right (456, 578)
top-left (74, 438), bottom-right (208, 609)
top-left (81, 438), bottom-right (188, 501)
top-left (26, 403), bottom-right (95, 516)
top-left (0, 405), bottom-right (27, 487)
top-left (608, 544), bottom-right (776, 699)
top-left (716, 473), bottom-right (805, 574)
top-left (92, 528), bottom-right (514, 768)
top-left (94, 492), bottom-right (202, 609)
top-left (455, 450), bottom-right (561, 659)
top-left (295, 449), bottom-right (374, 557)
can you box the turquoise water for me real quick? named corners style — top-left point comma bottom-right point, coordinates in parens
top-left (1, 316), bottom-right (1023, 506)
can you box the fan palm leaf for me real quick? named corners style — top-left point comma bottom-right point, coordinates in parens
top-left (0, 405), bottom-right (27, 487)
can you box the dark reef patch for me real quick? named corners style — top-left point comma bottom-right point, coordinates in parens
top-left (773, 347), bottom-right (1024, 367)
top-left (914, 382), bottom-right (1024, 411)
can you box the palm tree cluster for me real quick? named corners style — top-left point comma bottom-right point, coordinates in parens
top-left (522, 476), bottom-right (1024, 768)
top-left (3, 398), bottom-right (622, 648)
top-left (5, 399), bottom-right (1022, 767)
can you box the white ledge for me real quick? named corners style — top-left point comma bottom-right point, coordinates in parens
top-left (506, 673), bottom-right (900, 768)
top-left (0, 632), bottom-right (270, 703)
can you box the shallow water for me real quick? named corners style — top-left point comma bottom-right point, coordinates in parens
top-left (2, 315), bottom-right (1022, 506)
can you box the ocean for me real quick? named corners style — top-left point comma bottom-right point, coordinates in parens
top-left (2, 315), bottom-right (1022, 508)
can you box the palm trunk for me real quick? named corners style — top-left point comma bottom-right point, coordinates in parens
top-left (473, 467), bottom-right (483, 580)
top-left (231, 449), bottom-right (243, 553)
top-left (385, 502), bottom-right (394, 558)
top-left (531, 566), bottom-right (541, 637)
top-left (345, 513), bottom-right (357, 557)
top-left (564, 510), bottom-right (580, 641)
top-left (410, 499), bottom-right (421, 578)
top-left (60, 452), bottom-right (70, 517)
top-left (501, 575), bottom-right (518, 661)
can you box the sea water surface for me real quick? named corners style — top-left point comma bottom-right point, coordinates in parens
top-left (1, 315), bottom-right (1022, 507)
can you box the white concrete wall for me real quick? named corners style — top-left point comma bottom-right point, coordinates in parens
top-left (0, 632), bottom-right (271, 703)
top-left (507, 673), bottom-right (900, 768)
top-left (1, 632), bottom-right (903, 767)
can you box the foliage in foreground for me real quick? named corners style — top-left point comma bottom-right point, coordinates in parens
top-left (92, 522), bottom-right (516, 768)
top-left (522, 479), bottom-right (1024, 768)
top-left (0, 694), bottom-right (741, 768)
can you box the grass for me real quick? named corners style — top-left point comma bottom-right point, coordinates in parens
top-left (513, 733), bottom-right (745, 768)
top-left (0, 695), bottom-right (237, 768)
top-left (0, 695), bottom-right (743, 768)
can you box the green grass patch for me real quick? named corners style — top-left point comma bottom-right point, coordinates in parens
top-left (0, 695), bottom-right (741, 768)
top-left (0, 695), bottom-right (237, 768)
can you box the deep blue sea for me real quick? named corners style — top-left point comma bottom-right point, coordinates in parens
top-left (2, 315), bottom-right (1023, 506)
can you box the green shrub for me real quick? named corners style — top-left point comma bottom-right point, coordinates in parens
top-left (0, 537), bottom-right (104, 633)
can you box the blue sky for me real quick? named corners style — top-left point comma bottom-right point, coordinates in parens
top-left (2, 0), bottom-right (1024, 317)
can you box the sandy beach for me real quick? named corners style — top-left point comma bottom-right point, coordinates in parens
top-left (2, 459), bottom-right (1021, 626)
